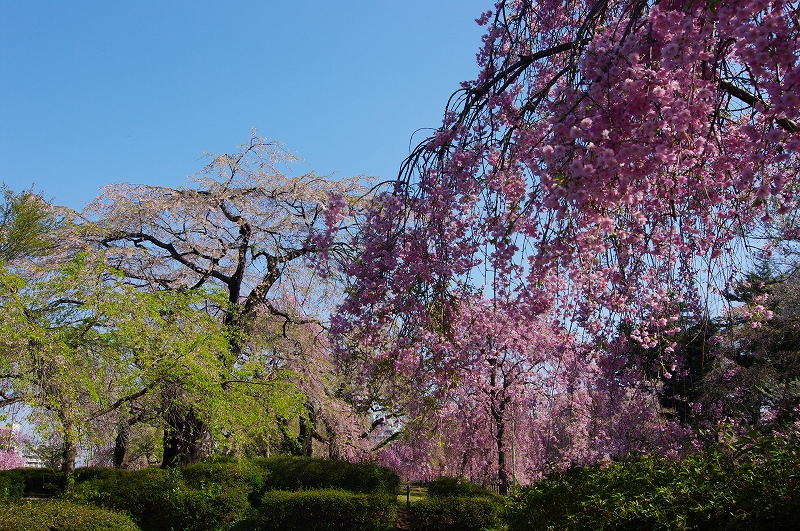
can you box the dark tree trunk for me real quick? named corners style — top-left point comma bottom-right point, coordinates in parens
top-left (299, 404), bottom-right (317, 457)
top-left (489, 360), bottom-right (510, 496)
top-left (491, 402), bottom-right (510, 496)
top-left (60, 421), bottom-right (77, 493)
top-left (114, 421), bottom-right (130, 468)
top-left (161, 386), bottom-right (209, 468)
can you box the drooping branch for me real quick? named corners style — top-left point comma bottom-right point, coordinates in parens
top-left (719, 80), bottom-right (799, 133)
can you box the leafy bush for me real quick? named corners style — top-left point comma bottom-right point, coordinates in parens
top-left (0, 472), bottom-right (23, 499)
top-left (71, 466), bottom-right (251, 531)
top-left (257, 456), bottom-right (400, 494)
top-left (409, 495), bottom-right (505, 531)
top-left (426, 476), bottom-right (497, 498)
top-left (180, 459), bottom-right (267, 505)
top-left (72, 466), bottom-right (131, 484)
top-left (63, 457), bottom-right (400, 530)
top-left (258, 489), bottom-right (397, 531)
top-left (0, 468), bottom-right (61, 497)
top-left (0, 499), bottom-right (140, 531)
top-left (505, 441), bottom-right (800, 531)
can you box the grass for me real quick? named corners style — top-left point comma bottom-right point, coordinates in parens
top-left (397, 484), bottom-right (428, 505)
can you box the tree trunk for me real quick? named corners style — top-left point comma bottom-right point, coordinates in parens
top-left (492, 409), bottom-right (509, 496)
top-left (489, 361), bottom-right (510, 496)
top-left (60, 421), bottom-right (78, 492)
top-left (113, 422), bottom-right (130, 468)
top-left (299, 404), bottom-right (317, 457)
top-left (161, 386), bottom-right (209, 467)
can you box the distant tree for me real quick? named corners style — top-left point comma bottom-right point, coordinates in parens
top-left (87, 133), bottom-right (369, 465)
top-left (0, 254), bottom-right (230, 487)
top-left (0, 426), bottom-right (24, 470)
top-left (372, 295), bottom-right (686, 490)
top-left (706, 264), bottom-right (800, 433)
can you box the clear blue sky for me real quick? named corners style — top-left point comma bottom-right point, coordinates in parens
top-left (0, 1), bottom-right (489, 210)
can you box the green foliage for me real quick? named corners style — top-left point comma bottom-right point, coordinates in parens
top-left (0, 184), bottom-right (59, 264)
top-left (179, 459), bottom-right (268, 506)
top-left (0, 499), bottom-right (140, 531)
top-left (72, 466), bottom-right (131, 484)
top-left (70, 466), bottom-right (250, 531)
top-left (258, 456), bottom-right (400, 494)
top-left (409, 496), bottom-right (505, 531)
top-left (0, 468), bottom-right (61, 498)
top-left (426, 476), bottom-right (497, 498)
top-left (0, 472), bottom-right (23, 499)
top-left (505, 441), bottom-right (800, 530)
top-left (258, 489), bottom-right (397, 531)
top-left (66, 458), bottom-right (400, 530)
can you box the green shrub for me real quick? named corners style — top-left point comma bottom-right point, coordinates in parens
top-left (180, 459), bottom-right (267, 505)
top-left (0, 499), bottom-right (140, 531)
top-left (72, 466), bottom-right (131, 484)
top-left (258, 489), bottom-right (397, 531)
top-left (257, 456), bottom-right (400, 494)
top-left (0, 468), bottom-right (61, 497)
top-left (426, 476), bottom-right (497, 498)
top-left (0, 472), bottom-right (24, 499)
top-left (410, 495), bottom-right (505, 531)
top-left (505, 442), bottom-right (800, 531)
top-left (71, 466), bottom-right (251, 531)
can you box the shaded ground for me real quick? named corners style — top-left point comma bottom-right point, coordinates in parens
top-left (396, 507), bottom-right (412, 531)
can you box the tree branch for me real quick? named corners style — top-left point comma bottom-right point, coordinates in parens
top-left (720, 80), bottom-right (799, 133)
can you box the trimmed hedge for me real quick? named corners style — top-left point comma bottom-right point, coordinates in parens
top-left (409, 495), bottom-right (505, 531)
top-left (71, 466), bottom-right (251, 531)
top-left (505, 444), bottom-right (800, 531)
top-left (0, 468), bottom-right (61, 498)
top-left (257, 456), bottom-right (400, 494)
top-left (67, 457), bottom-right (398, 531)
top-left (180, 460), bottom-right (267, 505)
top-left (258, 489), bottom-right (397, 531)
top-left (0, 472), bottom-right (24, 499)
top-left (72, 466), bottom-right (132, 484)
top-left (0, 499), bottom-right (140, 531)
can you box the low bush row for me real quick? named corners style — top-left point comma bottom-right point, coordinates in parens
top-left (4, 443), bottom-right (797, 531)
top-left (1, 457), bottom-right (401, 531)
top-left (69, 457), bottom-right (399, 531)
top-left (72, 466), bottom-right (250, 531)
top-left (0, 499), bottom-right (140, 531)
top-left (409, 495), bottom-right (505, 531)
top-left (406, 477), bottom-right (506, 531)
top-left (256, 455), bottom-right (400, 494)
top-left (0, 467), bottom-right (61, 499)
top-left (259, 490), bottom-right (397, 531)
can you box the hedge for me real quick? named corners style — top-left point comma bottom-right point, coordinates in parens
top-left (70, 466), bottom-right (251, 531)
top-left (0, 472), bottom-right (24, 499)
top-left (258, 489), bottom-right (397, 531)
top-left (409, 495), bottom-right (505, 531)
top-left (256, 456), bottom-right (400, 495)
top-left (179, 460), bottom-right (267, 506)
top-left (0, 499), bottom-right (140, 531)
top-left (505, 443), bottom-right (800, 531)
top-left (0, 468), bottom-right (61, 498)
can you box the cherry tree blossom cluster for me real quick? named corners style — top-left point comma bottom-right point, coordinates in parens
top-left (331, 0), bottom-right (799, 482)
top-left (0, 425), bottom-right (24, 470)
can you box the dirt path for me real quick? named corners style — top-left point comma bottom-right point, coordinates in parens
top-left (396, 506), bottom-right (412, 531)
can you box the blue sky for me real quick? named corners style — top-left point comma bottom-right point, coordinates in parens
top-left (0, 1), bottom-right (489, 210)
